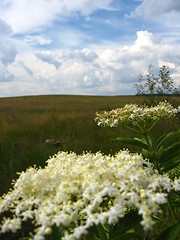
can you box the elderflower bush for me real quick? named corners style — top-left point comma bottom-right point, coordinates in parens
top-left (0, 151), bottom-right (180, 240)
top-left (95, 101), bottom-right (179, 129)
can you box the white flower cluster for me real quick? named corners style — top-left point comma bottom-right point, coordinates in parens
top-left (95, 101), bottom-right (179, 128)
top-left (0, 151), bottom-right (179, 240)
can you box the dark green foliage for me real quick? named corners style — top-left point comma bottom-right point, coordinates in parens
top-left (109, 210), bottom-right (142, 239)
top-left (50, 225), bottom-right (64, 240)
top-left (155, 221), bottom-right (180, 240)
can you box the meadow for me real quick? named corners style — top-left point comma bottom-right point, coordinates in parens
top-left (0, 95), bottom-right (179, 196)
top-left (0, 95), bottom-right (180, 240)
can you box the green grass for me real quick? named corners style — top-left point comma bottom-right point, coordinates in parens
top-left (0, 95), bottom-right (179, 196)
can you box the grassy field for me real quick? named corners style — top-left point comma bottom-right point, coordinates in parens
top-left (0, 94), bottom-right (179, 196)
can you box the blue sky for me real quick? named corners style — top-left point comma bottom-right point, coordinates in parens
top-left (0, 0), bottom-right (180, 97)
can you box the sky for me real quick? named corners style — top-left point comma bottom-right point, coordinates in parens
top-left (0, 0), bottom-right (180, 97)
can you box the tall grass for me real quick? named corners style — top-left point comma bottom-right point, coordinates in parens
top-left (0, 95), bottom-right (179, 196)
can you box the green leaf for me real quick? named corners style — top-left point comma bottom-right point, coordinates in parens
top-left (142, 148), bottom-right (155, 162)
top-left (159, 142), bottom-right (180, 163)
top-left (110, 210), bottom-right (142, 238)
top-left (156, 131), bottom-right (180, 150)
top-left (86, 225), bottom-right (99, 239)
top-left (160, 158), bottom-right (180, 172)
top-left (156, 133), bottom-right (167, 149)
top-left (156, 146), bottom-right (164, 161)
top-left (50, 225), bottom-right (64, 240)
top-left (146, 135), bottom-right (153, 149)
top-left (170, 198), bottom-right (180, 207)
top-left (142, 148), bottom-right (150, 159)
top-left (112, 232), bottom-right (143, 240)
top-left (155, 221), bottom-right (180, 240)
top-left (111, 137), bottom-right (149, 150)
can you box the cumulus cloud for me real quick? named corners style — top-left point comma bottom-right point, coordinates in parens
top-left (0, 18), bottom-right (16, 82)
top-left (61, 48), bottom-right (98, 62)
top-left (19, 61), bottom-right (33, 76)
top-left (0, 0), bottom-right (113, 33)
top-left (0, 18), bottom-right (12, 35)
top-left (32, 31), bottom-right (180, 95)
top-left (1, 30), bottom-right (180, 96)
top-left (0, 63), bottom-right (14, 82)
top-left (36, 51), bottom-right (62, 69)
top-left (130, 0), bottom-right (180, 17)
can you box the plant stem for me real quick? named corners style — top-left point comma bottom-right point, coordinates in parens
top-left (97, 224), bottom-right (108, 240)
top-left (147, 120), bottom-right (158, 133)
top-left (124, 125), bottom-right (142, 133)
top-left (135, 122), bottom-right (145, 133)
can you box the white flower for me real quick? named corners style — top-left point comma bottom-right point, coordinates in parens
top-left (1, 218), bottom-right (21, 233)
top-left (95, 101), bottom-right (178, 131)
top-left (173, 178), bottom-right (180, 191)
top-left (0, 150), bottom-right (179, 239)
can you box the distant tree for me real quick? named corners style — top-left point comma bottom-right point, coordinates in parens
top-left (157, 65), bottom-right (174, 95)
top-left (134, 65), bottom-right (179, 95)
top-left (134, 65), bottom-right (158, 95)
top-left (144, 65), bottom-right (157, 95)
top-left (134, 74), bottom-right (144, 95)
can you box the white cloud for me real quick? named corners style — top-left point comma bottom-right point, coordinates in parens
top-left (0, 18), bottom-right (16, 82)
top-left (28, 31), bottom-right (180, 95)
top-left (129, 1), bottom-right (180, 45)
top-left (1, 30), bottom-right (180, 96)
top-left (19, 61), bottom-right (33, 76)
top-left (0, 63), bottom-right (14, 82)
top-left (131, 0), bottom-right (180, 17)
top-left (0, 0), bottom-right (113, 34)
top-left (36, 51), bottom-right (62, 69)
top-left (54, 27), bottom-right (94, 49)
top-left (24, 35), bottom-right (52, 46)
top-left (0, 17), bottom-right (12, 35)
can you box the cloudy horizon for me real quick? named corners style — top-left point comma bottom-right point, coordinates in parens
top-left (0, 0), bottom-right (180, 97)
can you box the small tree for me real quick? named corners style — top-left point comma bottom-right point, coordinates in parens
top-left (145, 64), bottom-right (157, 95)
top-left (134, 65), bottom-right (178, 95)
top-left (157, 65), bottom-right (174, 95)
top-left (134, 65), bottom-right (158, 95)
top-left (134, 74), bottom-right (144, 95)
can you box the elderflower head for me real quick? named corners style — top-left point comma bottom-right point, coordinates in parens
top-left (0, 150), bottom-right (179, 240)
top-left (95, 101), bottom-right (178, 130)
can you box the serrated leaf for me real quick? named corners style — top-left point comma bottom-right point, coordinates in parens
top-left (110, 210), bottom-right (142, 238)
top-left (111, 137), bottom-right (149, 150)
top-left (156, 131), bottom-right (180, 150)
top-left (155, 221), bottom-right (180, 240)
top-left (112, 232), bottom-right (143, 240)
